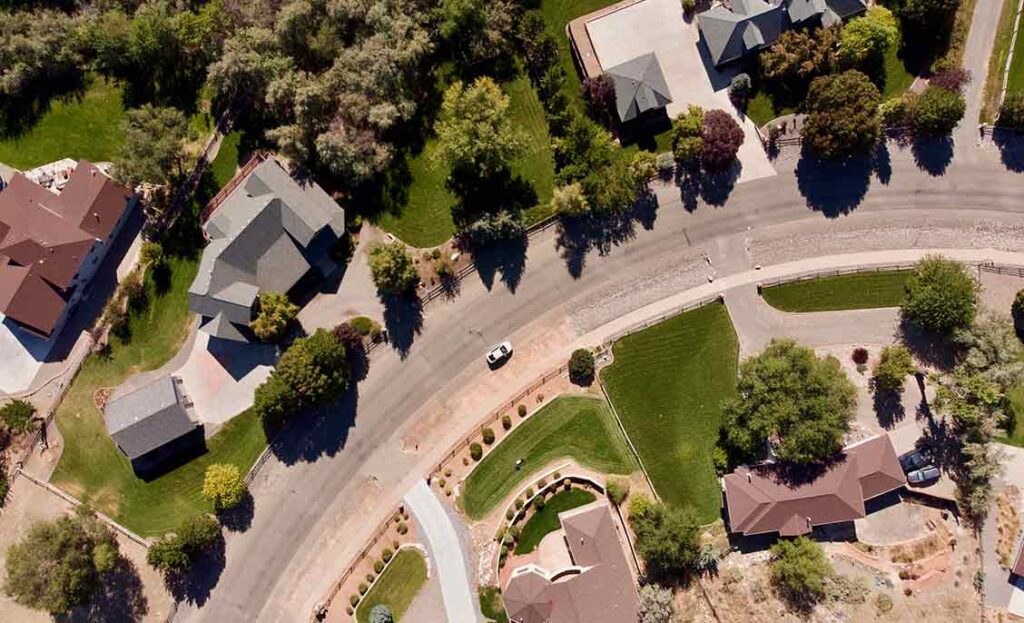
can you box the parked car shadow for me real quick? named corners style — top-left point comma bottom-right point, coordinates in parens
top-left (380, 293), bottom-right (423, 360)
top-left (217, 492), bottom-right (255, 533)
top-left (164, 534), bottom-right (226, 608)
top-left (993, 127), bottom-right (1024, 172)
top-left (911, 135), bottom-right (954, 177)
top-left (62, 557), bottom-right (148, 623)
top-left (795, 150), bottom-right (872, 217)
top-left (554, 192), bottom-right (659, 279)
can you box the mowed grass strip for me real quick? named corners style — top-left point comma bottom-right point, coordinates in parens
top-left (760, 270), bottom-right (911, 312)
top-left (356, 548), bottom-right (428, 623)
top-left (51, 252), bottom-right (267, 535)
top-left (514, 488), bottom-right (596, 554)
top-left (460, 395), bottom-right (637, 521)
top-left (601, 302), bottom-right (738, 523)
top-left (0, 76), bottom-right (125, 169)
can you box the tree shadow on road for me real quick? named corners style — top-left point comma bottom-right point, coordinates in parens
top-left (554, 192), bottom-right (659, 279)
top-left (993, 128), bottom-right (1024, 172)
top-left (217, 492), bottom-right (254, 533)
top-left (63, 557), bottom-right (148, 623)
top-left (911, 135), bottom-right (954, 177)
top-left (872, 383), bottom-right (906, 430)
top-left (269, 380), bottom-right (359, 466)
top-left (675, 163), bottom-right (740, 211)
top-left (164, 535), bottom-right (226, 608)
top-left (898, 318), bottom-right (957, 371)
top-left (795, 150), bottom-right (872, 216)
top-left (472, 234), bottom-right (528, 294)
top-left (381, 293), bottom-right (423, 359)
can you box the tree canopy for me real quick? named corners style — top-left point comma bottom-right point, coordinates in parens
top-left (911, 85), bottom-right (965, 135)
top-left (671, 105), bottom-right (704, 162)
top-left (902, 255), bottom-right (979, 333)
top-left (838, 7), bottom-right (899, 67)
top-left (434, 77), bottom-right (524, 179)
top-left (700, 109), bottom-right (744, 172)
top-left (0, 399), bottom-right (36, 435)
top-left (147, 514), bottom-right (221, 575)
top-left (368, 242), bottom-right (420, 295)
top-left (250, 291), bottom-right (299, 342)
top-left (113, 104), bottom-right (191, 186)
top-left (873, 345), bottom-right (916, 393)
top-left (770, 537), bottom-right (832, 610)
top-left (202, 463), bottom-right (247, 510)
top-left (253, 328), bottom-right (349, 429)
top-left (722, 338), bottom-right (857, 464)
top-left (629, 497), bottom-right (700, 577)
top-left (3, 507), bottom-right (120, 614)
top-left (759, 27), bottom-right (838, 85)
top-left (802, 70), bottom-right (881, 160)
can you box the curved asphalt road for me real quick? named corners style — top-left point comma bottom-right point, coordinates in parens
top-left (176, 143), bottom-right (1024, 622)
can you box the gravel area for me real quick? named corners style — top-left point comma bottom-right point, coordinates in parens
top-left (565, 249), bottom-right (709, 334)
top-left (750, 215), bottom-right (1024, 267)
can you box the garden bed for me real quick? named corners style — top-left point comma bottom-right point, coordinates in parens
top-left (354, 547), bottom-right (428, 623)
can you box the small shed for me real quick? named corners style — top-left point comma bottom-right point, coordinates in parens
top-left (104, 375), bottom-right (204, 478)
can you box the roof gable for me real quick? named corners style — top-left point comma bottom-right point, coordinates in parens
top-left (105, 376), bottom-right (196, 459)
top-left (606, 53), bottom-right (673, 122)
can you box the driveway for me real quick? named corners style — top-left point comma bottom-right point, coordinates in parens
top-left (585, 0), bottom-right (776, 182)
top-left (403, 481), bottom-right (480, 623)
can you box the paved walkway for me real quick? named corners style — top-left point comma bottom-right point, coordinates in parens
top-left (958, 0), bottom-right (1005, 147)
top-left (403, 481), bottom-right (479, 623)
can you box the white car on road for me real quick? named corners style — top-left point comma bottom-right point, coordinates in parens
top-left (486, 341), bottom-right (513, 366)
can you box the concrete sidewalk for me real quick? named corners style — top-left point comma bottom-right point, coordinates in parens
top-left (403, 481), bottom-right (480, 623)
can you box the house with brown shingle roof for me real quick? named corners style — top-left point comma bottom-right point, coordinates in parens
top-left (503, 500), bottom-right (640, 623)
top-left (0, 161), bottom-right (137, 338)
top-left (723, 435), bottom-right (906, 537)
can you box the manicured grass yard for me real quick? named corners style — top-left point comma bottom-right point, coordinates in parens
top-left (51, 252), bottom-right (268, 536)
top-left (0, 77), bottom-right (125, 169)
top-left (209, 130), bottom-right (243, 190)
top-left (1005, 1), bottom-right (1024, 96)
top-left (600, 302), bottom-right (738, 523)
top-left (982, 0), bottom-right (1018, 121)
top-left (1000, 385), bottom-right (1024, 448)
top-left (760, 270), bottom-right (911, 312)
top-left (881, 43), bottom-right (916, 100)
top-left (356, 548), bottom-right (428, 623)
top-left (460, 395), bottom-right (637, 521)
top-left (377, 74), bottom-right (556, 248)
top-left (514, 488), bottom-right (596, 554)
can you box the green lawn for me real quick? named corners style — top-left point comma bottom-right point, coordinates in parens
top-left (376, 74), bottom-right (556, 248)
top-left (356, 548), bottom-right (428, 623)
top-left (746, 90), bottom-right (797, 128)
top-left (1006, 0), bottom-right (1024, 96)
top-left (479, 586), bottom-right (510, 623)
top-left (51, 250), bottom-right (267, 536)
top-left (760, 270), bottom-right (911, 312)
top-left (1000, 385), bottom-right (1024, 448)
top-left (460, 395), bottom-right (637, 521)
top-left (209, 131), bottom-right (243, 190)
top-left (514, 488), bottom-right (596, 554)
top-left (600, 302), bottom-right (738, 523)
top-left (0, 77), bottom-right (125, 169)
top-left (881, 43), bottom-right (916, 100)
top-left (982, 0), bottom-right (1018, 121)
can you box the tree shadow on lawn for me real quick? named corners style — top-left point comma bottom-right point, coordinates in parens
top-left (268, 380), bottom-right (359, 466)
top-left (163, 535), bottom-right (226, 608)
top-left (911, 135), bottom-right (954, 177)
top-left (993, 128), bottom-right (1024, 173)
top-left (554, 192), bottom-right (659, 279)
top-left (61, 557), bottom-right (148, 623)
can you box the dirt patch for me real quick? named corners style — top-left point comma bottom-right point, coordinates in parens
top-left (997, 486), bottom-right (1022, 569)
top-left (93, 387), bottom-right (113, 411)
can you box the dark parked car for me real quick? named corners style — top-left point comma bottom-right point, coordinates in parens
top-left (899, 450), bottom-right (930, 473)
top-left (907, 465), bottom-right (941, 485)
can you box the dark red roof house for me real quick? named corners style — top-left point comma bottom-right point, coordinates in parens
top-left (723, 435), bottom-right (907, 537)
top-left (0, 162), bottom-right (135, 338)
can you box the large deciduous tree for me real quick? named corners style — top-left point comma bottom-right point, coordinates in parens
top-left (802, 70), bottom-right (881, 160)
top-left (700, 109), bottom-right (744, 172)
top-left (147, 514), bottom-right (221, 575)
top-left (838, 7), bottom-right (899, 67)
top-left (901, 254), bottom-right (978, 334)
top-left (368, 242), bottom-right (420, 295)
top-left (251, 291), bottom-right (299, 342)
top-left (434, 77), bottom-right (525, 179)
top-left (113, 104), bottom-right (191, 186)
top-left (770, 537), bottom-right (832, 610)
top-left (3, 507), bottom-right (120, 615)
top-left (759, 27), bottom-right (838, 85)
top-left (629, 497), bottom-right (700, 577)
top-left (722, 338), bottom-right (857, 464)
top-left (910, 85), bottom-right (965, 135)
top-left (253, 329), bottom-right (349, 429)
top-left (202, 463), bottom-right (247, 510)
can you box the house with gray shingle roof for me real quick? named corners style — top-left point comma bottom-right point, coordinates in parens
top-left (189, 158), bottom-right (344, 342)
top-left (698, 0), bottom-right (866, 66)
top-left (606, 53), bottom-right (673, 122)
top-left (104, 375), bottom-right (204, 478)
